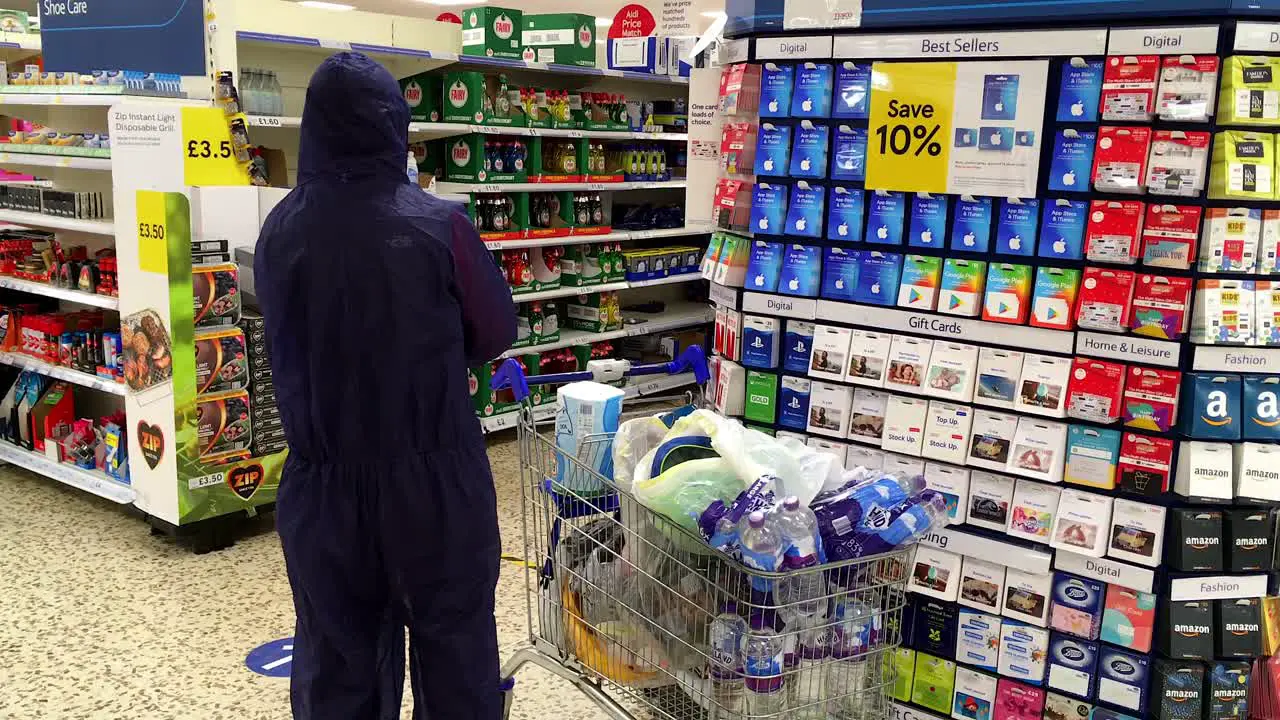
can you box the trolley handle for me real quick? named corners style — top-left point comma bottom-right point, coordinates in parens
top-left (491, 345), bottom-right (710, 403)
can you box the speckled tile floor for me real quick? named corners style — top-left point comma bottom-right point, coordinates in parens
top-left (0, 435), bottom-right (615, 720)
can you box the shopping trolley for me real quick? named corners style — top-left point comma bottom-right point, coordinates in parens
top-left (493, 345), bottom-right (913, 720)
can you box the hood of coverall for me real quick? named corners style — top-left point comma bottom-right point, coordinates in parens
top-left (297, 52), bottom-right (410, 184)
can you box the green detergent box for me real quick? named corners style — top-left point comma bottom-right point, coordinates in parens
top-left (745, 371), bottom-right (778, 424)
top-left (399, 72), bottom-right (442, 122)
top-left (521, 14), bottom-right (597, 67)
top-left (442, 71), bottom-right (526, 127)
top-left (462, 7), bottom-right (523, 60)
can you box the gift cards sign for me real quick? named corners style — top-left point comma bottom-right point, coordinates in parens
top-left (867, 60), bottom-right (1048, 197)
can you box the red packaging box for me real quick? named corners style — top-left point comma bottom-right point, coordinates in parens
top-left (1102, 55), bottom-right (1159, 121)
top-left (1076, 267), bottom-right (1136, 332)
top-left (713, 178), bottom-right (753, 232)
top-left (1092, 126), bottom-right (1152, 193)
top-left (720, 121), bottom-right (757, 177)
top-left (720, 63), bottom-right (761, 117)
top-left (1066, 357), bottom-right (1126, 424)
top-left (1102, 584), bottom-right (1155, 652)
top-left (1123, 366), bottom-right (1180, 433)
top-left (1086, 200), bottom-right (1144, 264)
top-left (1117, 431), bottom-right (1173, 498)
top-left (1130, 274), bottom-right (1193, 340)
top-left (1141, 204), bottom-right (1201, 269)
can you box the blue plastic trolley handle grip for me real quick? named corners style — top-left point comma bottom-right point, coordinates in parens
top-left (490, 344), bottom-right (711, 403)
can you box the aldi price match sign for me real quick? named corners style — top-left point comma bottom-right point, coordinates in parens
top-left (866, 60), bottom-right (1048, 197)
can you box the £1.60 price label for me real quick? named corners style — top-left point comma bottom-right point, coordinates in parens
top-left (865, 62), bottom-right (957, 195)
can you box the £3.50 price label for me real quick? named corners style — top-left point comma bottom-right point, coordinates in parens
top-left (181, 107), bottom-right (250, 187)
top-left (136, 191), bottom-right (170, 275)
top-left (865, 62), bottom-right (957, 195)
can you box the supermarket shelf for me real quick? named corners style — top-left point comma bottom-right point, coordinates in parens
top-left (1193, 345), bottom-right (1280, 373)
top-left (500, 303), bottom-right (714, 359)
top-left (0, 276), bottom-right (119, 309)
top-left (0, 209), bottom-right (113, 235)
top-left (625, 371), bottom-right (699, 398)
top-left (483, 225), bottom-right (709, 251)
top-left (248, 116), bottom-right (687, 142)
top-left (0, 352), bottom-right (127, 396)
top-left (0, 151), bottom-right (112, 171)
top-left (235, 32), bottom-right (686, 85)
top-left (0, 32), bottom-right (40, 61)
top-left (480, 402), bottom-right (556, 434)
top-left (513, 281), bottom-right (630, 303)
top-left (629, 273), bottom-right (702, 289)
top-left (435, 180), bottom-right (686, 194)
top-left (0, 91), bottom-right (197, 107)
top-left (0, 441), bottom-right (134, 505)
top-left (512, 273), bottom-right (703, 303)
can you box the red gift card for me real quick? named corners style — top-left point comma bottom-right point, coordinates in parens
top-left (1086, 200), bottom-right (1144, 264)
top-left (1102, 55), bottom-right (1159, 121)
top-left (719, 122), bottom-right (757, 177)
top-left (1092, 126), bottom-right (1152, 193)
top-left (1103, 584), bottom-right (1155, 652)
top-left (713, 178), bottom-right (752, 231)
top-left (1141, 204), bottom-right (1201, 269)
top-left (1117, 431), bottom-right (1173, 498)
top-left (1067, 357), bottom-right (1126, 423)
top-left (1123, 366), bottom-right (1181, 433)
top-left (1146, 129), bottom-right (1210, 196)
top-left (1076, 266), bottom-right (1136, 332)
top-left (1130, 274), bottom-right (1193, 340)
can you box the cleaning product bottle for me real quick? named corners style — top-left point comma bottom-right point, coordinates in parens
top-left (406, 151), bottom-right (419, 186)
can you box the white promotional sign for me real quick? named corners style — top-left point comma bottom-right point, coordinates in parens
top-left (833, 28), bottom-right (1106, 58)
top-left (1236, 22), bottom-right (1280, 52)
top-left (1170, 574), bottom-right (1268, 602)
top-left (709, 281), bottom-right (739, 308)
top-left (1193, 346), bottom-right (1280, 373)
top-left (917, 527), bottom-right (1053, 575)
top-left (1107, 25), bottom-right (1220, 55)
top-left (744, 292), bottom-right (817, 320)
top-left (754, 35), bottom-right (835, 60)
top-left (784, 0), bottom-right (861, 31)
top-left (684, 67), bottom-right (723, 227)
top-left (1075, 332), bottom-right (1181, 368)
top-left (817, 301), bottom-right (1075, 354)
top-left (1054, 549), bottom-right (1155, 594)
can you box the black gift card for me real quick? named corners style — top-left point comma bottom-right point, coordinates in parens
top-left (1227, 510), bottom-right (1274, 571)
top-left (1153, 658), bottom-right (1204, 720)
top-left (1208, 661), bottom-right (1250, 719)
top-left (1217, 598), bottom-right (1263, 658)
top-left (1167, 510), bottom-right (1223, 572)
top-left (1159, 599), bottom-right (1214, 660)
top-left (912, 597), bottom-right (958, 658)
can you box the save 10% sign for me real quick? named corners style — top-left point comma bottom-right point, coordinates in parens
top-left (865, 62), bottom-right (958, 195)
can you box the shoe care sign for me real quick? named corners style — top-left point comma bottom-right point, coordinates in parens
top-left (38, 0), bottom-right (205, 76)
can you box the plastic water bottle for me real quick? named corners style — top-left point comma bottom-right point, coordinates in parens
top-left (774, 496), bottom-right (825, 621)
top-left (268, 71), bottom-right (284, 116)
top-left (743, 614), bottom-right (786, 716)
top-left (826, 596), bottom-right (874, 717)
top-left (738, 511), bottom-right (782, 593)
top-left (407, 151), bottom-right (419, 185)
top-left (708, 604), bottom-right (746, 718)
top-left (788, 621), bottom-right (830, 718)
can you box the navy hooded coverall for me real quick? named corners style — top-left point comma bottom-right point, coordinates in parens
top-left (254, 53), bottom-right (518, 719)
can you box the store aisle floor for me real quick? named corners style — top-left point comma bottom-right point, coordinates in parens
top-left (0, 436), bottom-right (613, 720)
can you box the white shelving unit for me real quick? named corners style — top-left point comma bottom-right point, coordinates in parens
top-left (0, 208), bottom-right (114, 235)
top-left (0, 351), bottom-right (127, 395)
top-left (220, 2), bottom-right (712, 429)
top-left (0, 152), bottom-right (112, 171)
top-left (0, 441), bottom-right (134, 504)
top-left (0, 276), bottom-right (119, 309)
top-left (499, 302), bottom-right (713, 359)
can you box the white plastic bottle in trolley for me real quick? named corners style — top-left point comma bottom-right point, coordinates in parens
top-left (773, 496), bottom-right (828, 718)
top-left (742, 613), bottom-right (786, 716)
top-left (826, 596), bottom-right (874, 717)
top-left (708, 603), bottom-right (746, 718)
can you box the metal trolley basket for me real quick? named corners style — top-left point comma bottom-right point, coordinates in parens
top-left (494, 346), bottom-right (913, 720)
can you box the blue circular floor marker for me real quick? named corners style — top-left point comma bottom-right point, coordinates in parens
top-left (246, 637), bottom-right (295, 677)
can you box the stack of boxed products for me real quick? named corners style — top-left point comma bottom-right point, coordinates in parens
top-left (450, 6), bottom-right (700, 77)
top-left (0, 369), bottom-right (128, 482)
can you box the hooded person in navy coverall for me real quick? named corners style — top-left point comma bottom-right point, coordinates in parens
top-left (254, 52), bottom-right (517, 719)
